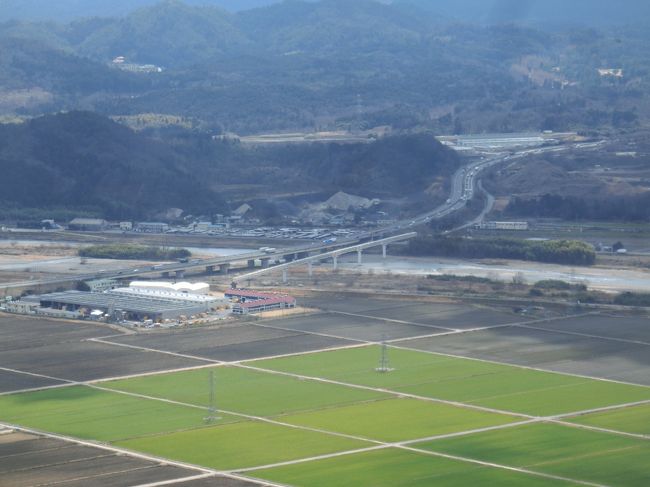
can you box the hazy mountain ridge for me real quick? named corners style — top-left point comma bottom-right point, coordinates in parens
top-left (4, 0), bottom-right (650, 26)
top-left (0, 0), bottom-right (647, 134)
top-left (0, 111), bottom-right (458, 220)
top-left (0, 0), bottom-right (281, 22)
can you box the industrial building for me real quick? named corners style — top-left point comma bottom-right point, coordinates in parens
top-left (226, 289), bottom-right (296, 315)
top-left (111, 287), bottom-right (223, 306)
top-left (136, 222), bottom-right (169, 233)
top-left (85, 278), bottom-right (119, 292)
top-left (34, 290), bottom-right (212, 321)
top-left (68, 218), bottom-right (108, 231)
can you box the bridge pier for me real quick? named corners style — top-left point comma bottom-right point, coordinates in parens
top-left (333, 255), bottom-right (339, 270)
top-left (219, 263), bottom-right (230, 275)
top-left (357, 249), bottom-right (363, 264)
top-left (247, 259), bottom-right (256, 269)
top-left (382, 244), bottom-right (387, 259)
top-left (282, 268), bottom-right (288, 283)
top-left (261, 258), bottom-right (270, 268)
top-left (206, 265), bottom-right (215, 274)
top-left (175, 270), bottom-right (185, 279)
top-left (162, 271), bottom-right (170, 278)
top-left (308, 262), bottom-right (313, 277)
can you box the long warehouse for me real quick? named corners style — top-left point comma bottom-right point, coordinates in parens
top-left (36, 290), bottom-right (209, 321)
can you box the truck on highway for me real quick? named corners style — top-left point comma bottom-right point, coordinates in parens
top-left (259, 247), bottom-right (277, 254)
top-left (322, 237), bottom-right (337, 244)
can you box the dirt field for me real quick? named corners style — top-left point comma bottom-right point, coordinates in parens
top-left (402, 314), bottom-right (650, 386)
top-left (108, 322), bottom-right (353, 362)
top-left (0, 315), bottom-right (205, 385)
top-left (301, 293), bottom-right (522, 329)
top-left (0, 431), bottom-right (255, 487)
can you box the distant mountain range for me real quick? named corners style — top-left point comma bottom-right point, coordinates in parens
top-left (0, 0), bottom-right (647, 135)
top-left (0, 0), bottom-right (281, 21)
top-left (398, 0), bottom-right (650, 27)
top-left (3, 0), bottom-right (650, 26)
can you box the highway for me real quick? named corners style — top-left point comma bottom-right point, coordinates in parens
top-left (0, 139), bottom-right (601, 292)
top-left (369, 140), bottom-right (583, 237)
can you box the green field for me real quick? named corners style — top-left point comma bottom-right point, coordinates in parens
top-left (1, 344), bottom-right (649, 485)
top-left (0, 386), bottom-right (235, 441)
top-left (103, 365), bottom-right (387, 416)
top-left (252, 448), bottom-right (579, 487)
top-left (117, 420), bottom-right (370, 471)
top-left (417, 422), bottom-right (650, 487)
top-left (279, 397), bottom-right (518, 442)
top-left (252, 346), bottom-right (650, 415)
top-left (567, 403), bottom-right (650, 435)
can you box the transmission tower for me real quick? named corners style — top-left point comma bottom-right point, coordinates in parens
top-left (204, 370), bottom-right (220, 424)
top-left (375, 335), bottom-right (393, 373)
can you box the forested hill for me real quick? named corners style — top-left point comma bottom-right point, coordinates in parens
top-left (0, 112), bottom-right (225, 219)
top-left (0, 112), bottom-right (458, 221)
top-left (1, 0), bottom-right (648, 134)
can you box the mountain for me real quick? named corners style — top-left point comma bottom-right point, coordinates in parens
top-left (0, 111), bottom-right (458, 221)
top-left (236, 0), bottom-right (426, 53)
top-left (0, 0), bottom-right (283, 22)
top-left (0, 112), bottom-right (224, 219)
top-left (5, 0), bottom-right (650, 26)
top-left (74, 1), bottom-right (251, 66)
top-left (398, 0), bottom-right (650, 27)
top-left (0, 0), bottom-right (647, 135)
top-left (0, 36), bottom-right (145, 95)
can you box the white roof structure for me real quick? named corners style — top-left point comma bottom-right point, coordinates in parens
top-left (113, 287), bottom-right (221, 305)
top-left (129, 281), bottom-right (210, 294)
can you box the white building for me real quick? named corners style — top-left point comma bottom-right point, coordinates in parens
top-left (129, 281), bottom-right (211, 295)
top-left (112, 287), bottom-right (224, 308)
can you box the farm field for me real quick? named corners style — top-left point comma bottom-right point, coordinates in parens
top-left (252, 448), bottom-right (579, 487)
top-left (252, 346), bottom-right (650, 415)
top-left (0, 386), bottom-right (226, 442)
top-left (567, 402), bottom-right (650, 435)
top-left (416, 423), bottom-right (650, 487)
top-left (116, 420), bottom-right (369, 471)
top-left (102, 365), bottom-right (386, 417)
top-left (1, 304), bottom-right (649, 486)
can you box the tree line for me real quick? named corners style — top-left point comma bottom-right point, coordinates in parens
top-left (407, 236), bottom-right (596, 266)
top-left (79, 244), bottom-right (190, 261)
top-left (506, 193), bottom-right (650, 222)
